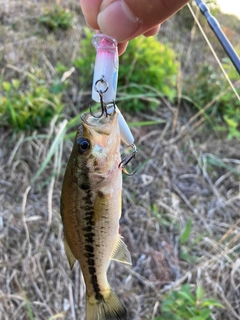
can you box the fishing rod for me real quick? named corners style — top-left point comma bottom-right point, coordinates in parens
top-left (195, 0), bottom-right (240, 75)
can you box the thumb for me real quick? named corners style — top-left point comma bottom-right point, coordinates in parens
top-left (97, 0), bottom-right (189, 43)
top-left (97, 0), bottom-right (141, 42)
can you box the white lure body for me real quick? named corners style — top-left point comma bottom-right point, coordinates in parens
top-left (92, 34), bottom-right (134, 147)
top-left (107, 105), bottom-right (134, 146)
top-left (92, 34), bottom-right (119, 104)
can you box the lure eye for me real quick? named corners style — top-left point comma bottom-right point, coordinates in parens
top-left (77, 137), bottom-right (91, 154)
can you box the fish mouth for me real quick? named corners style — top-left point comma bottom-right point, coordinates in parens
top-left (80, 111), bottom-right (120, 153)
top-left (81, 111), bottom-right (118, 136)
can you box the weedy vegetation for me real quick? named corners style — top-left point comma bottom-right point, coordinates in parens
top-left (1, 0), bottom-right (240, 319)
top-left (38, 6), bottom-right (74, 31)
top-left (156, 284), bottom-right (224, 320)
top-left (184, 62), bottom-right (240, 139)
top-left (0, 74), bottom-right (64, 131)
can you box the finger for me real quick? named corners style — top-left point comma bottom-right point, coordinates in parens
top-left (118, 25), bottom-right (160, 56)
top-left (118, 42), bottom-right (129, 55)
top-left (98, 0), bottom-right (141, 43)
top-left (98, 0), bottom-right (189, 42)
top-left (125, 0), bottom-right (188, 29)
top-left (143, 25), bottom-right (161, 37)
top-left (80, 0), bottom-right (102, 29)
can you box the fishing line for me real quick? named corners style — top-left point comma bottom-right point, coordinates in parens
top-left (187, 3), bottom-right (240, 102)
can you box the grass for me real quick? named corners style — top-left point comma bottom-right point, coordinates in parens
top-left (1, 99), bottom-right (240, 319)
top-left (1, 0), bottom-right (240, 320)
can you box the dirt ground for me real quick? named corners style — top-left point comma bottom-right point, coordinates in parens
top-left (1, 1), bottom-right (240, 320)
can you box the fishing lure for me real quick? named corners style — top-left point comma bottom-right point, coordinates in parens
top-left (91, 33), bottom-right (137, 173)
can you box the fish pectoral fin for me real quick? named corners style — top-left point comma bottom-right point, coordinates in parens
top-left (111, 236), bottom-right (132, 265)
top-left (64, 236), bottom-right (76, 270)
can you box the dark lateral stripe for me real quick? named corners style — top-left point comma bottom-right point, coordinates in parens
top-left (80, 163), bottom-right (103, 301)
top-left (84, 217), bottom-right (94, 227)
top-left (80, 182), bottom-right (90, 190)
top-left (84, 232), bottom-right (95, 243)
top-left (84, 252), bottom-right (94, 258)
top-left (85, 245), bottom-right (94, 253)
top-left (83, 226), bottom-right (93, 232)
top-left (88, 258), bottom-right (95, 266)
top-left (84, 211), bottom-right (93, 217)
top-left (84, 205), bottom-right (94, 211)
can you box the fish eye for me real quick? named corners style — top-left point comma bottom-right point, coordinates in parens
top-left (77, 137), bottom-right (91, 154)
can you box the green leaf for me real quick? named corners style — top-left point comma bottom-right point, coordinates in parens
top-left (198, 309), bottom-right (211, 318)
top-left (224, 116), bottom-right (238, 128)
top-left (180, 250), bottom-right (194, 263)
top-left (202, 299), bottom-right (224, 308)
top-left (196, 286), bottom-right (205, 302)
top-left (3, 81), bottom-right (11, 92)
top-left (129, 120), bottom-right (166, 127)
top-left (22, 290), bottom-right (34, 320)
top-left (7, 102), bottom-right (17, 126)
top-left (177, 290), bottom-right (195, 304)
top-left (12, 79), bottom-right (21, 90)
top-left (31, 119), bottom-right (68, 184)
top-left (180, 218), bottom-right (192, 244)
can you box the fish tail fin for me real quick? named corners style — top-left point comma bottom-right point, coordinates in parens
top-left (86, 290), bottom-right (127, 320)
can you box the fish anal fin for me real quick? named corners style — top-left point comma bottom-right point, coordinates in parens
top-left (64, 236), bottom-right (76, 270)
top-left (111, 236), bottom-right (132, 265)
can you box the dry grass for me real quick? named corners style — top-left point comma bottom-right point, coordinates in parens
top-left (1, 1), bottom-right (240, 320)
top-left (1, 101), bottom-right (240, 319)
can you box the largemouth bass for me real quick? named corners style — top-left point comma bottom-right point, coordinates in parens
top-left (60, 111), bottom-right (131, 320)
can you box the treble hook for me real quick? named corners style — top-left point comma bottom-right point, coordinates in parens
top-left (119, 144), bottom-right (137, 176)
top-left (90, 89), bottom-right (106, 118)
top-left (90, 78), bottom-right (114, 118)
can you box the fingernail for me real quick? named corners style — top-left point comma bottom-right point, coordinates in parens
top-left (97, 0), bottom-right (140, 42)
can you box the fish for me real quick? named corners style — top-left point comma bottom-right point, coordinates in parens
top-left (60, 110), bottom-right (131, 320)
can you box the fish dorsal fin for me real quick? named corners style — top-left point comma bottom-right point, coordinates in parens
top-left (111, 236), bottom-right (132, 265)
top-left (64, 236), bottom-right (76, 269)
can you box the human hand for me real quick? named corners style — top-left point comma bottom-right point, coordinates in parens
top-left (80, 0), bottom-right (190, 55)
